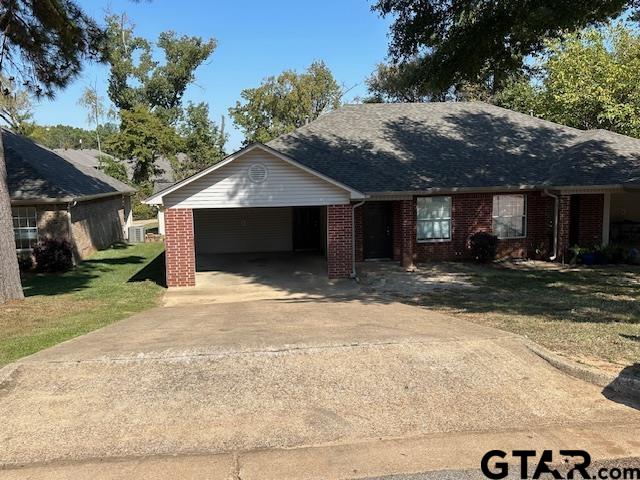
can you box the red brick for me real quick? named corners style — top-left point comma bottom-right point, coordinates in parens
top-left (164, 208), bottom-right (195, 287)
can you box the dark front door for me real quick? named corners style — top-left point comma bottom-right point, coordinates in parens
top-left (293, 207), bottom-right (322, 251)
top-left (363, 202), bottom-right (393, 259)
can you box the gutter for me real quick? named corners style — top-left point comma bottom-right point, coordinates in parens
top-left (367, 183), bottom-right (634, 197)
top-left (543, 189), bottom-right (559, 261)
top-left (10, 190), bottom-right (135, 206)
top-left (351, 200), bottom-right (366, 279)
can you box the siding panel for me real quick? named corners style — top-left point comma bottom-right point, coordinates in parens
top-left (194, 207), bottom-right (293, 254)
top-left (165, 150), bottom-right (350, 208)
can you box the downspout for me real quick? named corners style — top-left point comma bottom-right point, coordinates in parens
top-left (351, 200), bottom-right (365, 279)
top-left (543, 189), bottom-right (559, 261)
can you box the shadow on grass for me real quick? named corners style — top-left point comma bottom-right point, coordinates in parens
top-left (22, 252), bottom-right (158, 297)
top-left (419, 262), bottom-right (640, 325)
top-left (128, 252), bottom-right (166, 287)
top-left (603, 363), bottom-right (640, 411)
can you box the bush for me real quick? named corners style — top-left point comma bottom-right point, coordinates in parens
top-left (469, 232), bottom-right (498, 263)
top-left (17, 253), bottom-right (34, 272)
top-left (570, 244), bottom-right (639, 265)
top-left (33, 239), bottom-right (74, 273)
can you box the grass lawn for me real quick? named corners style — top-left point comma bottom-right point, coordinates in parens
top-left (418, 261), bottom-right (640, 370)
top-left (0, 242), bottom-right (165, 367)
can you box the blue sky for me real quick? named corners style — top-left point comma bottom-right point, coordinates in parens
top-left (32, 0), bottom-right (392, 151)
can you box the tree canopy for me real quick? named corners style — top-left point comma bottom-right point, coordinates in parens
top-left (229, 61), bottom-right (341, 144)
top-left (0, 75), bottom-right (33, 134)
top-left (372, 0), bottom-right (640, 94)
top-left (105, 106), bottom-right (180, 184)
top-left (105, 14), bottom-right (216, 125)
top-left (175, 102), bottom-right (227, 180)
top-left (496, 24), bottom-right (640, 138)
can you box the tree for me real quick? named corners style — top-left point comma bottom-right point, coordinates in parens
top-left (365, 61), bottom-right (446, 103)
top-left (372, 0), bottom-right (640, 94)
top-left (98, 154), bottom-right (128, 183)
top-left (495, 24), bottom-right (640, 138)
top-left (28, 124), bottom-right (102, 149)
top-left (105, 14), bottom-right (216, 125)
top-left (0, 75), bottom-right (33, 134)
top-left (175, 102), bottom-right (226, 180)
top-left (229, 61), bottom-right (341, 144)
top-left (78, 83), bottom-right (112, 153)
top-left (105, 106), bottom-right (181, 184)
top-left (0, 0), bottom-right (105, 303)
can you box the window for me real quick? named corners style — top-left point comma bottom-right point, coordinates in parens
top-left (417, 196), bottom-right (451, 241)
top-left (492, 195), bottom-right (526, 239)
top-left (12, 207), bottom-right (38, 250)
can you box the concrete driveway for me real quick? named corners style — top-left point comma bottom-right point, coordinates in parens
top-left (1, 296), bottom-right (640, 479)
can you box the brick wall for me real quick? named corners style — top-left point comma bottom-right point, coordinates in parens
top-left (165, 208), bottom-right (196, 287)
top-left (70, 195), bottom-right (126, 259)
top-left (327, 204), bottom-right (353, 278)
top-left (557, 195), bottom-right (571, 261)
top-left (353, 192), bottom-right (558, 264)
top-left (37, 204), bottom-right (71, 243)
top-left (577, 194), bottom-right (604, 247)
top-left (392, 201), bottom-right (402, 261)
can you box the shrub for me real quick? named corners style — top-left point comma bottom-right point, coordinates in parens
top-left (469, 232), bottom-right (498, 263)
top-left (17, 253), bottom-right (34, 272)
top-left (33, 239), bottom-right (74, 273)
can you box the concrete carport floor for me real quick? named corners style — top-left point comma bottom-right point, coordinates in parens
top-left (165, 251), bottom-right (360, 305)
top-left (1, 295), bottom-right (639, 479)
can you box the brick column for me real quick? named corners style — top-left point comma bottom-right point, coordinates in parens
top-left (578, 194), bottom-right (604, 247)
top-left (392, 201), bottom-right (402, 261)
top-left (399, 199), bottom-right (415, 268)
top-left (354, 205), bottom-right (364, 263)
top-left (327, 204), bottom-right (353, 279)
top-left (557, 195), bottom-right (571, 262)
top-left (165, 208), bottom-right (196, 287)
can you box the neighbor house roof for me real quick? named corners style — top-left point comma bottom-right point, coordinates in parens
top-left (54, 148), bottom-right (177, 183)
top-left (4, 129), bottom-right (136, 202)
top-left (267, 102), bottom-right (640, 193)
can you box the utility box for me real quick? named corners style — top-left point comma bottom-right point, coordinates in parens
top-left (128, 225), bottom-right (146, 243)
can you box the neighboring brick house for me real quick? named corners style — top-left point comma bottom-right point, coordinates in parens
top-left (146, 102), bottom-right (640, 287)
top-left (4, 129), bottom-right (135, 261)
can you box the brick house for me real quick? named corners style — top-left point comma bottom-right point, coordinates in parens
top-left (146, 102), bottom-right (640, 287)
top-left (5, 129), bottom-right (135, 261)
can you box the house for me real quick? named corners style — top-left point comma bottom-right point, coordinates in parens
top-left (4, 129), bottom-right (136, 260)
top-left (145, 102), bottom-right (640, 287)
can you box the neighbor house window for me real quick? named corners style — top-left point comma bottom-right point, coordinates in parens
top-left (492, 195), bottom-right (526, 239)
top-left (12, 207), bottom-right (38, 251)
top-left (417, 196), bottom-right (451, 241)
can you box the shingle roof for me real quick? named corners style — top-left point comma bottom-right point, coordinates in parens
top-left (53, 148), bottom-right (177, 183)
top-left (4, 129), bottom-right (136, 201)
top-left (268, 102), bottom-right (640, 192)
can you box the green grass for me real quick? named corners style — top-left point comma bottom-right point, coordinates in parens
top-left (417, 261), bottom-right (640, 369)
top-left (0, 242), bottom-right (166, 367)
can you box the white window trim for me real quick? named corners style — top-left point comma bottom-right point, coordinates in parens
top-left (12, 207), bottom-right (38, 251)
top-left (416, 196), bottom-right (452, 243)
top-left (492, 194), bottom-right (527, 239)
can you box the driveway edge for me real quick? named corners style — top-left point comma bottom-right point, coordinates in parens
top-left (2, 423), bottom-right (639, 480)
top-left (524, 339), bottom-right (640, 396)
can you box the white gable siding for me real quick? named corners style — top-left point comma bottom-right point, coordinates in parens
top-left (164, 149), bottom-right (350, 208)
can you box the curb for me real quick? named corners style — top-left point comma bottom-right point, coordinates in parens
top-left (524, 339), bottom-right (640, 397)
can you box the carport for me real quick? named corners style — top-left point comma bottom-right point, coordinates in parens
top-left (145, 143), bottom-right (365, 287)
